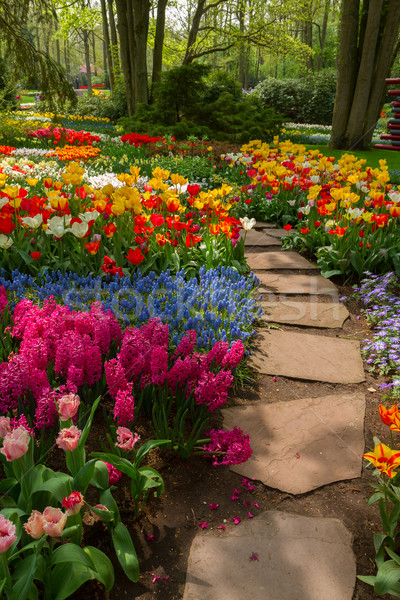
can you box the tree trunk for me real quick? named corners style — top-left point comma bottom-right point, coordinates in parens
top-left (345, 0), bottom-right (384, 146)
top-left (108, 0), bottom-right (121, 77)
top-left (92, 31), bottom-right (97, 75)
top-left (238, 0), bottom-right (245, 87)
top-left (330, 0), bottom-right (400, 149)
top-left (303, 0), bottom-right (313, 71)
top-left (150, 0), bottom-right (168, 101)
top-left (64, 38), bottom-right (70, 78)
top-left (115, 0), bottom-right (134, 113)
top-left (56, 38), bottom-right (61, 65)
top-left (329, 0), bottom-right (360, 148)
top-left (83, 29), bottom-right (93, 94)
top-left (183, 0), bottom-right (206, 64)
top-left (132, 0), bottom-right (150, 105)
top-left (101, 0), bottom-right (115, 91)
top-left (316, 0), bottom-right (331, 71)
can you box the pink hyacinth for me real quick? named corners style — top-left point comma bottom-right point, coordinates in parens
top-left (203, 427), bottom-right (252, 466)
top-left (173, 330), bottom-right (197, 358)
top-left (221, 340), bottom-right (245, 370)
top-left (113, 383), bottom-right (135, 426)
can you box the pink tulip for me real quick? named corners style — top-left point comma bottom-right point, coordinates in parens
top-left (0, 417), bottom-right (11, 438)
top-left (62, 491), bottom-right (84, 515)
top-left (0, 426), bottom-right (30, 461)
top-left (57, 393), bottom-right (80, 421)
top-left (115, 427), bottom-right (141, 451)
top-left (24, 510), bottom-right (44, 539)
top-left (0, 515), bottom-right (16, 553)
top-left (42, 507), bottom-right (67, 537)
top-left (90, 504), bottom-right (109, 522)
top-left (56, 426), bottom-right (81, 452)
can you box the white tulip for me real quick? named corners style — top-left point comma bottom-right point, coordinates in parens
top-left (0, 235), bottom-right (13, 250)
top-left (240, 217), bottom-right (256, 231)
top-left (21, 214), bottom-right (43, 229)
top-left (70, 221), bottom-right (89, 238)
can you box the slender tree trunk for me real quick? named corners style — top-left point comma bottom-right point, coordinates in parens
top-left (36, 26), bottom-right (41, 51)
top-left (108, 0), bottom-right (121, 77)
top-left (64, 38), bottom-right (70, 78)
top-left (304, 0), bottom-right (313, 71)
top-left (316, 0), bottom-right (331, 71)
top-left (83, 29), bottom-right (93, 94)
top-left (115, 0), bottom-right (135, 113)
top-left (132, 0), bottom-right (150, 105)
top-left (238, 0), bottom-right (245, 87)
top-left (183, 0), bottom-right (206, 64)
top-left (150, 0), bottom-right (168, 101)
top-left (101, 0), bottom-right (115, 91)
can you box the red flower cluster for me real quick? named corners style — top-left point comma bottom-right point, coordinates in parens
top-left (28, 127), bottom-right (100, 146)
top-left (120, 133), bottom-right (165, 147)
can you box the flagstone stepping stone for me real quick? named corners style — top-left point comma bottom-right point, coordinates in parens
top-left (255, 221), bottom-right (276, 228)
top-left (222, 393), bottom-right (365, 494)
top-left (240, 230), bottom-right (282, 247)
top-left (261, 300), bottom-right (349, 328)
top-left (257, 273), bottom-right (339, 297)
top-left (266, 228), bottom-right (290, 238)
top-left (250, 330), bottom-right (365, 383)
top-left (247, 252), bottom-right (316, 271)
top-left (183, 510), bottom-right (356, 600)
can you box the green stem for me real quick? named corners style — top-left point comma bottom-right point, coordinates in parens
top-left (1, 552), bottom-right (12, 594)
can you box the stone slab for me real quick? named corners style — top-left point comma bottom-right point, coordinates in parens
top-left (183, 510), bottom-right (356, 600)
top-left (261, 300), bottom-right (349, 328)
top-left (256, 221), bottom-right (276, 229)
top-left (266, 228), bottom-right (290, 238)
top-left (247, 252), bottom-right (316, 271)
top-left (222, 393), bottom-right (365, 494)
top-left (250, 329), bottom-right (365, 383)
top-left (257, 273), bottom-right (339, 297)
top-left (240, 229), bottom-right (282, 247)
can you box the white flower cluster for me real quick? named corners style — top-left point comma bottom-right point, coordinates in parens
top-left (283, 122), bottom-right (332, 131)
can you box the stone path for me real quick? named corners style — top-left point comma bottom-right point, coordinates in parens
top-left (184, 222), bottom-right (365, 599)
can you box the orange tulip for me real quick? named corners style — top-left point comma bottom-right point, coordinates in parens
top-left (379, 404), bottom-right (399, 426)
top-left (363, 443), bottom-right (400, 478)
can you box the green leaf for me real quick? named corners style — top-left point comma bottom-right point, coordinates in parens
top-left (72, 460), bottom-right (96, 493)
top-left (99, 488), bottom-right (120, 524)
top-left (374, 559), bottom-right (400, 595)
top-left (47, 562), bottom-right (94, 600)
top-left (91, 452), bottom-right (138, 480)
top-left (11, 554), bottom-right (37, 600)
top-left (112, 522), bottom-right (139, 582)
top-left (85, 503), bottom-right (114, 523)
top-left (83, 546), bottom-right (114, 592)
top-left (0, 479), bottom-right (17, 494)
top-left (134, 440), bottom-right (170, 465)
top-left (137, 467), bottom-right (164, 495)
top-left (79, 396), bottom-right (101, 449)
top-left (357, 575), bottom-right (376, 586)
top-left (51, 544), bottom-right (95, 570)
top-left (91, 460), bottom-right (109, 489)
top-left (320, 268), bottom-right (342, 278)
top-left (33, 478), bottom-right (71, 503)
top-left (0, 579), bottom-right (5, 595)
top-left (374, 533), bottom-right (390, 567)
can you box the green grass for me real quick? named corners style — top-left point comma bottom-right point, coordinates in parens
top-left (304, 144), bottom-right (400, 171)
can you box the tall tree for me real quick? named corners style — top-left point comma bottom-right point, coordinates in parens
top-left (330, 0), bottom-right (400, 150)
top-left (0, 0), bottom-right (75, 105)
